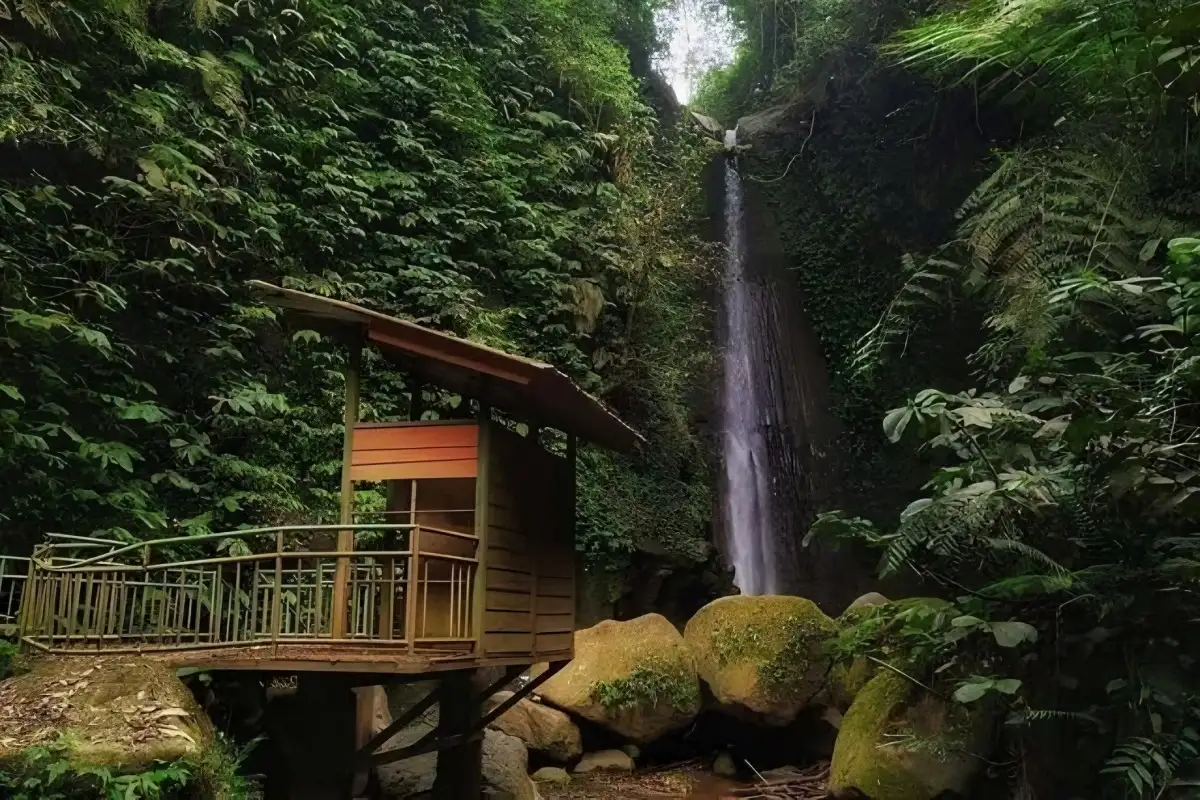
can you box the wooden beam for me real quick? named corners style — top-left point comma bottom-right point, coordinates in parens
top-left (369, 328), bottom-right (532, 385)
top-left (472, 664), bottom-right (525, 705)
top-left (473, 660), bottom-right (566, 733)
top-left (356, 683), bottom-right (441, 764)
top-left (368, 731), bottom-right (474, 768)
top-left (332, 339), bottom-right (363, 640)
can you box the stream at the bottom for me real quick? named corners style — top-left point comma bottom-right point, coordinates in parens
top-left (541, 761), bottom-right (828, 799)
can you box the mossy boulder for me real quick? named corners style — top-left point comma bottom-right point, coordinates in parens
top-left (538, 614), bottom-right (701, 743)
top-left (829, 671), bottom-right (991, 800)
top-left (684, 595), bottom-right (838, 726)
top-left (828, 596), bottom-right (954, 710)
top-left (0, 656), bottom-right (213, 773)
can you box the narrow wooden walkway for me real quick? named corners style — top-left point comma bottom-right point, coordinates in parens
top-left (16, 525), bottom-right (499, 673)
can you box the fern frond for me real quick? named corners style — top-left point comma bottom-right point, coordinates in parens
top-left (985, 536), bottom-right (1067, 574)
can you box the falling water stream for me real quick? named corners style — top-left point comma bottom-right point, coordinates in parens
top-left (720, 129), bottom-right (780, 596)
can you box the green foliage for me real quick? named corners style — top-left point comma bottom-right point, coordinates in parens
top-left (0, 0), bottom-right (712, 566)
top-left (0, 641), bottom-right (18, 680)
top-left (0, 734), bottom-right (259, 799)
top-left (689, 0), bottom-right (918, 119)
top-left (0, 741), bottom-right (191, 800)
top-left (591, 663), bottom-right (700, 712)
top-left (806, 0), bottom-right (1200, 791)
top-left (890, 0), bottom-right (1200, 116)
top-left (575, 123), bottom-right (718, 570)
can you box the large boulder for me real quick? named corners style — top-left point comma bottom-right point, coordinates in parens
top-left (829, 671), bottom-right (992, 800)
top-left (691, 111), bottom-right (726, 140)
top-left (486, 692), bottom-right (582, 762)
top-left (684, 595), bottom-right (838, 726)
top-left (481, 729), bottom-right (540, 800)
top-left (372, 683), bottom-right (541, 799)
top-left (0, 656), bottom-right (213, 773)
top-left (539, 614), bottom-right (702, 743)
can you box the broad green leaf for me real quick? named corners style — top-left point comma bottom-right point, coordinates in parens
top-left (954, 680), bottom-right (992, 703)
top-left (992, 620), bottom-right (1038, 647)
top-left (883, 406), bottom-right (914, 442)
top-left (994, 678), bottom-right (1022, 695)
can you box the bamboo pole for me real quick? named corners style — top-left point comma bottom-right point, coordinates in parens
top-left (233, 563), bottom-right (242, 643)
top-left (314, 560), bottom-right (324, 637)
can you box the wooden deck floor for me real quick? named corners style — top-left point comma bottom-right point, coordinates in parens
top-left (104, 642), bottom-right (572, 674)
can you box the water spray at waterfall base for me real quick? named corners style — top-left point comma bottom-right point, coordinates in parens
top-left (720, 130), bottom-right (780, 596)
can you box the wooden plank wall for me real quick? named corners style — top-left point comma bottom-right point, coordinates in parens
top-left (481, 425), bottom-right (575, 658)
top-left (350, 422), bottom-right (478, 481)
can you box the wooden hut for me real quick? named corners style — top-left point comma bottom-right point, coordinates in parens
top-left (16, 280), bottom-right (641, 797)
top-left (246, 279), bottom-right (640, 670)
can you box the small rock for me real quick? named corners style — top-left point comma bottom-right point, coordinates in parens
top-left (713, 751), bottom-right (737, 778)
top-left (574, 749), bottom-right (635, 774)
top-left (621, 744), bottom-right (640, 760)
top-left (531, 767), bottom-right (571, 786)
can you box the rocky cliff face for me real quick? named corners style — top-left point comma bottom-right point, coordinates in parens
top-left (699, 30), bottom-right (1020, 604)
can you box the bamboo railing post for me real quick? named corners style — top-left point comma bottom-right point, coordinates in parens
top-left (249, 565), bottom-right (261, 638)
top-left (332, 340), bottom-right (362, 640)
top-left (233, 563), bottom-right (243, 643)
top-left (314, 560), bottom-right (324, 637)
top-left (406, 481), bottom-right (420, 653)
top-left (210, 568), bottom-right (221, 644)
top-left (17, 556), bottom-right (35, 639)
top-left (272, 530), bottom-right (284, 656)
top-left (378, 481), bottom-right (399, 640)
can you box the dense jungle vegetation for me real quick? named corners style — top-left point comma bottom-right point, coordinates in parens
top-left (695, 0), bottom-right (1200, 796)
top-left (0, 0), bottom-right (717, 572)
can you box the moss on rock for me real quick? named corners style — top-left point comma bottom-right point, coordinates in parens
top-left (0, 656), bottom-right (214, 774)
top-left (539, 614), bottom-right (702, 743)
top-left (829, 671), bottom-right (991, 800)
top-left (684, 595), bottom-right (838, 726)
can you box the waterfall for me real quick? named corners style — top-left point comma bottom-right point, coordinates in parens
top-left (720, 129), bottom-right (780, 596)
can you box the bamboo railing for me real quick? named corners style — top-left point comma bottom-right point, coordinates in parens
top-left (18, 523), bottom-right (479, 657)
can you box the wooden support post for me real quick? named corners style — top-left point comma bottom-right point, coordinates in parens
top-left (351, 685), bottom-right (380, 797)
top-left (332, 340), bottom-right (363, 641)
top-left (567, 432), bottom-right (578, 630)
top-left (472, 404), bottom-right (490, 655)
top-left (433, 670), bottom-right (481, 800)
